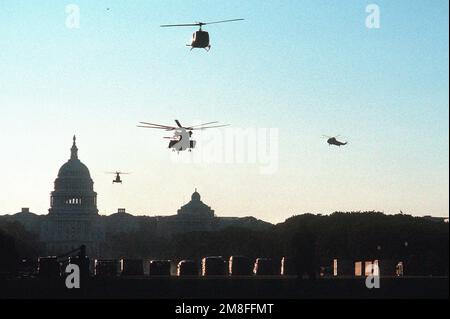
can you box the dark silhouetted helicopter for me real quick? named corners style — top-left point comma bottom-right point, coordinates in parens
top-left (137, 119), bottom-right (229, 152)
top-left (160, 19), bottom-right (244, 51)
top-left (322, 135), bottom-right (348, 147)
top-left (106, 172), bottom-right (130, 184)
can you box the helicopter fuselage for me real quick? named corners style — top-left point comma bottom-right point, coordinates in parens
top-left (188, 30), bottom-right (211, 50)
top-left (327, 137), bottom-right (347, 147)
top-left (168, 128), bottom-right (196, 152)
top-left (113, 175), bottom-right (122, 184)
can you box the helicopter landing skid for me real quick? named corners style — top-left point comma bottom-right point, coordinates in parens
top-left (187, 45), bottom-right (211, 52)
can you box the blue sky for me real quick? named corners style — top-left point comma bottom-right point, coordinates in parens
top-left (0, 0), bottom-right (448, 223)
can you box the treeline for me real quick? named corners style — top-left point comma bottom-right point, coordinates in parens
top-left (0, 221), bottom-right (42, 272)
top-left (103, 212), bottom-right (448, 275)
top-left (1, 212), bottom-right (448, 276)
top-left (276, 212), bottom-right (449, 275)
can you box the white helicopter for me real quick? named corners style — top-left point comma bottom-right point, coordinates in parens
top-left (137, 120), bottom-right (229, 152)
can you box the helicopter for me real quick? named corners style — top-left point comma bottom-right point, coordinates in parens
top-left (137, 120), bottom-right (229, 152)
top-left (106, 172), bottom-right (130, 184)
top-left (160, 19), bottom-right (244, 51)
top-left (322, 135), bottom-right (348, 147)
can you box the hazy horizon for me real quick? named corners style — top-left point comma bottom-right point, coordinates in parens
top-left (0, 0), bottom-right (448, 223)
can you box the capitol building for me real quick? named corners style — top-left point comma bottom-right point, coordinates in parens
top-left (1, 137), bottom-right (270, 257)
top-left (40, 136), bottom-right (104, 256)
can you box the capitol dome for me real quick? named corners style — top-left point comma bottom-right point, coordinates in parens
top-left (49, 136), bottom-right (98, 216)
top-left (57, 153), bottom-right (91, 179)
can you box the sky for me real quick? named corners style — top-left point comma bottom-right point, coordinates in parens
top-left (0, 0), bottom-right (448, 223)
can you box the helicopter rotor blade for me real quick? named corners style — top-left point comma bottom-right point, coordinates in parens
top-left (137, 126), bottom-right (174, 130)
top-left (161, 19), bottom-right (243, 28)
top-left (105, 172), bottom-right (131, 175)
top-left (160, 23), bottom-right (200, 27)
top-left (139, 122), bottom-right (176, 129)
top-left (186, 121), bottom-right (219, 129)
top-left (203, 19), bottom-right (244, 25)
top-left (139, 120), bottom-right (227, 131)
top-left (191, 124), bottom-right (230, 130)
top-left (137, 125), bottom-right (176, 130)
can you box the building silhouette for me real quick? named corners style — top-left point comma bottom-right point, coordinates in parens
top-left (156, 189), bottom-right (216, 234)
top-left (0, 136), bottom-right (271, 257)
top-left (41, 136), bottom-right (104, 256)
